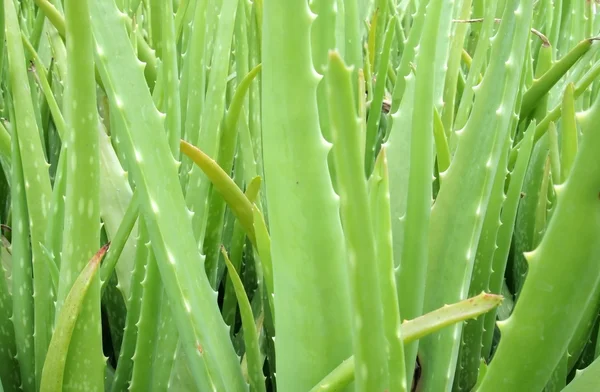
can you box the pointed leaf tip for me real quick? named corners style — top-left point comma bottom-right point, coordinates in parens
top-left (40, 243), bottom-right (108, 392)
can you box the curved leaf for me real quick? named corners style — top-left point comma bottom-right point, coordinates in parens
top-left (40, 244), bottom-right (109, 392)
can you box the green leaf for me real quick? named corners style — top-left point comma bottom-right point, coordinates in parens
top-left (0, 122), bottom-right (10, 167)
top-left (203, 63), bottom-right (262, 288)
top-left (100, 191), bottom-right (140, 291)
top-left (477, 75), bottom-right (600, 392)
top-left (0, 229), bottom-right (20, 392)
top-left (419, 1), bottom-right (535, 388)
top-left (368, 147), bottom-right (407, 392)
top-left (483, 120), bottom-right (537, 357)
top-left (326, 50), bottom-right (388, 391)
top-left (560, 83), bottom-right (578, 183)
top-left (519, 39), bottom-right (595, 120)
top-left (180, 140), bottom-right (256, 245)
top-left (221, 246), bottom-right (266, 392)
top-left (40, 244), bottom-right (109, 392)
top-left (562, 357), bottom-right (600, 392)
top-left (5, 0), bottom-right (55, 383)
top-left (309, 293), bottom-right (503, 392)
top-left (55, 0), bottom-right (105, 388)
top-left (252, 203), bottom-right (274, 321)
top-left (262, 0), bottom-right (353, 389)
top-left (90, 2), bottom-right (246, 389)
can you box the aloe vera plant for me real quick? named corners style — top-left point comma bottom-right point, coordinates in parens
top-left (2, 1), bottom-right (600, 392)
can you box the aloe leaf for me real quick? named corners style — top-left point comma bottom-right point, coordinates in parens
top-left (419, 1), bottom-right (535, 389)
top-left (160, 0), bottom-right (181, 157)
top-left (482, 120), bottom-right (537, 358)
top-left (204, 63), bottom-right (262, 287)
top-left (547, 122), bottom-right (561, 185)
top-left (173, 0), bottom-right (193, 43)
top-left (225, 64), bottom-right (262, 136)
top-left (311, 0), bottom-right (338, 188)
top-left (252, 261), bottom-right (276, 390)
top-left (365, 17), bottom-right (396, 173)
top-left (476, 81), bottom-right (600, 392)
top-left (184, 0), bottom-right (238, 245)
top-left (21, 37), bottom-right (63, 139)
top-left (473, 358), bottom-right (489, 390)
top-left (386, 69), bottom-right (414, 377)
top-left (327, 50), bottom-right (388, 391)
top-left (110, 222), bottom-right (150, 392)
top-left (33, 0), bottom-right (157, 90)
top-left (149, 0), bottom-right (163, 57)
top-left (309, 293), bottom-right (503, 392)
top-left (560, 83), bottom-right (578, 182)
top-left (362, 44), bottom-right (374, 107)
top-left (97, 129), bottom-right (138, 302)
top-left (547, 0), bottom-right (562, 50)
top-left (520, 39), bottom-right (596, 120)
top-left (562, 356), bottom-right (600, 392)
top-left (389, 0), bottom-right (426, 112)
top-left (247, 1), bottom-right (264, 208)
top-left (52, 0), bottom-right (106, 388)
top-left (530, 42), bottom-right (553, 125)
top-left (149, 288), bottom-right (179, 390)
top-left (431, 0), bottom-right (454, 112)
top-left (566, 284), bottom-right (600, 373)
top-left (402, 293), bottom-right (503, 341)
top-left (32, 0), bottom-right (65, 37)
top-left (545, 352), bottom-right (568, 391)
top-left (252, 203), bottom-right (274, 320)
top-left (5, 0), bottom-right (54, 384)
top-left (100, 191), bottom-right (139, 290)
top-left (238, 106), bottom-right (259, 187)
top-left (532, 156), bottom-right (551, 247)
top-left (39, 243), bottom-right (109, 392)
top-left (7, 99), bottom-right (36, 392)
top-left (90, 2), bottom-right (247, 390)
top-left (223, 177), bottom-right (263, 327)
top-left (221, 219), bottom-right (246, 327)
top-left (433, 107), bottom-right (450, 174)
top-left (453, 133), bottom-right (511, 392)
top-left (24, 28), bottom-right (138, 302)
top-left (39, 243), bottom-right (58, 292)
top-left (342, 0), bottom-right (362, 93)
top-left (221, 246), bottom-right (266, 392)
top-left (167, 346), bottom-right (202, 391)
top-left (510, 133), bottom-right (549, 296)
top-left (368, 147), bottom-right (407, 392)
top-left (584, 0), bottom-right (594, 39)
top-left (0, 236), bottom-right (20, 392)
top-left (441, 0), bottom-right (472, 132)
top-left (396, 0), bottom-right (445, 381)
top-left (454, 1), bottom-right (498, 132)
top-left (129, 250), bottom-right (162, 391)
top-left (181, 140), bottom-right (256, 245)
top-left (507, 58), bottom-right (600, 163)
top-left (180, 0), bottom-right (209, 175)
top-left (262, 1), bottom-right (352, 389)
top-left (568, 0), bottom-right (586, 58)
top-left (308, 360), bottom-right (355, 392)
top-left (21, 41), bottom-right (67, 266)
top-left (365, 5), bottom-right (378, 70)
top-left (0, 0), bottom-right (4, 78)
top-left (0, 117), bottom-right (11, 166)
